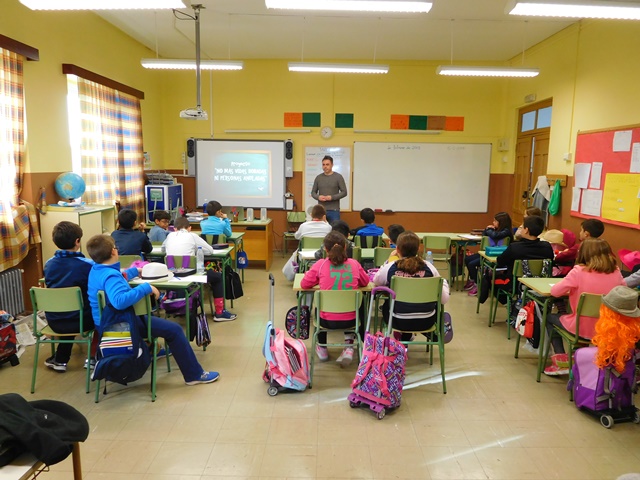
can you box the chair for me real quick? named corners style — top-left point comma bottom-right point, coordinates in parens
top-left (119, 254), bottom-right (142, 269)
top-left (354, 235), bottom-right (382, 248)
top-left (282, 212), bottom-right (307, 256)
top-left (201, 233), bottom-right (226, 245)
top-left (423, 236), bottom-right (452, 282)
top-left (309, 290), bottom-right (362, 388)
top-left (540, 292), bottom-right (600, 399)
top-left (389, 276), bottom-right (447, 394)
top-left (373, 247), bottom-right (393, 267)
top-left (163, 255), bottom-right (214, 317)
top-left (300, 236), bottom-right (324, 250)
top-left (95, 291), bottom-right (171, 402)
top-left (352, 246), bottom-right (362, 264)
top-left (29, 287), bottom-right (94, 394)
top-left (492, 259), bottom-right (551, 339)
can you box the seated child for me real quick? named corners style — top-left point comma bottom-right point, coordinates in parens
top-left (200, 201), bottom-right (232, 238)
top-left (579, 218), bottom-right (604, 240)
top-left (148, 210), bottom-right (171, 243)
top-left (351, 208), bottom-right (384, 246)
top-left (314, 220), bottom-right (354, 260)
top-left (86, 234), bottom-right (220, 385)
top-left (544, 228), bottom-right (577, 277)
top-left (164, 217), bottom-right (237, 322)
top-left (295, 204), bottom-right (332, 240)
top-left (301, 232), bottom-right (369, 367)
top-left (42, 221), bottom-right (97, 372)
top-left (386, 224), bottom-right (406, 263)
top-left (514, 206), bottom-right (542, 240)
top-left (111, 209), bottom-right (152, 256)
top-left (373, 231), bottom-right (450, 342)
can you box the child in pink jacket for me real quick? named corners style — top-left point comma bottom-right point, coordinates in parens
top-left (301, 231), bottom-right (369, 367)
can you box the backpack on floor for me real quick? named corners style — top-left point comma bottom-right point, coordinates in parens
top-left (285, 305), bottom-right (310, 340)
top-left (0, 311), bottom-right (19, 367)
top-left (225, 266), bottom-right (244, 300)
top-left (92, 300), bottom-right (150, 386)
top-left (262, 321), bottom-right (309, 392)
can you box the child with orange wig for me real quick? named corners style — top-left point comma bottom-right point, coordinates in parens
top-left (592, 286), bottom-right (640, 373)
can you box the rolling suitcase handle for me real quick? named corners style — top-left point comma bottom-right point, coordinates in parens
top-left (366, 286), bottom-right (396, 337)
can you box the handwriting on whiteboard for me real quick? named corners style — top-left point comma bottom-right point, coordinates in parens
top-left (387, 145), bottom-right (421, 150)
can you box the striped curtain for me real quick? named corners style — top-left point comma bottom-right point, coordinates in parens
top-left (75, 77), bottom-right (145, 220)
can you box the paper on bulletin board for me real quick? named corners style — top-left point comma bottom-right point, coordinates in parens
top-left (589, 162), bottom-right (603, 189)
top-left (631, 143), bottom-right (640, 173)
top-left (601, 173), bottom-right (640, 224)
top-left (574, 163), bottom-right (591, 189)
top-left (304, 146), bottom-right (352, 215)
top-left (580, 189), bottom-right (603, 217)
top-left (613, 130), bottom-right (632, 152)
top-left (571, 187), bottom-right (581, 211)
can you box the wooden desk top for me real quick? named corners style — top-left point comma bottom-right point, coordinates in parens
top-left (518, 277), bottom-right (562, 296)
top-left (292, 273), bottom-right (373, 292)
top-left (130, 274), bottom-right (208, 287)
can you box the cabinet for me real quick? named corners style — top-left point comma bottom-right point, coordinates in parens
top-left (230, 220), bottom-right (273, 270)
top-left (39, 205), bottom-right (117, 261)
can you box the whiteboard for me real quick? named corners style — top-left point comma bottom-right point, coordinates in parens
top-left (353, 142), bottom-right (491, 212)
top-left (304, 146), bottom-right (352, 215)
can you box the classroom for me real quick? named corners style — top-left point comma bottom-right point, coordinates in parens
top-left (2, 0), bottom-right (640, 478)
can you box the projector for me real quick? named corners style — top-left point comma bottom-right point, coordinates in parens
top-left (179, 107), bottom-right (208, 120)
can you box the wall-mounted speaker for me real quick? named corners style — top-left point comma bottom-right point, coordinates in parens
top-left (186, 138), bottom-right (196, 175)
top-left (285, 139), bottom-right (293, 178)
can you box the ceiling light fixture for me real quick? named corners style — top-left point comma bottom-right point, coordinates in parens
top-left (436, 65), bottom-right (540, 77)
top-left (266, 0), bottom-right (432, 13)
top-left (507, 0), bottom-right (640, 19)
top-left (288, 62), bottom-right (389, 74)
top-left (141, 59), bottom-right (243, 70)
top-left (19, 0), bottom-right (187, 9)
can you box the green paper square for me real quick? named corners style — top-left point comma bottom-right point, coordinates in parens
top-left (409, 115), bottom-right (427, 130)
top-left (335, 113), bottom-right (354, 128)
top-left (302, 112), bottom-right (321, 127)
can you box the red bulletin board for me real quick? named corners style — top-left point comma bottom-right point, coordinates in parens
top-left (572, 125), bottom-right (640, 230)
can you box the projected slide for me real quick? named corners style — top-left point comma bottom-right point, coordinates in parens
top-left (195, 139), bottom-right (285, 209)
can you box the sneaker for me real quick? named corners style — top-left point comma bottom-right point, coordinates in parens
top-left (336, 347), bottom-right (354, 367)
top-left (468, 285), bottom-right (478, 296)
top-left (316, 345), bottom-right (329, 362)
top-left (544, 364), bottom-right (569, 376)
top-left (552, 353), bottom-right (570, 369)
top-left (156, 348), bottom-right (172, 359)
top-left (463, 280), bottom-right (475, 291)
top-left (213, 310), bottom-right (237, 322)
top-left (83, 358), bottom-right (96, 370)
top-left (44, 356), bottom-right (67, 372)
top-left (185, 371), bottom-right (220, 385)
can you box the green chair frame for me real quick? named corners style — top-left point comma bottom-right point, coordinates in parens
top-left (164, 255), bottom-right (215, 315)
top-left (30, 287), bottom-right (94, 394)
top-left (95, 291), bottom-right (171, 402)
top-left (309, 290), bottom-right (362, 388)
top-left (541, 292), bottom-right (600, 399)
top-left (423, 236), bottom-right (452, 283)
top-left (119, 254), bottom-right (142, 269)
top-left (354, 235), bottom-right (383, 248)
top-left (373, 247), bottom-right (393, 267)
top-left (389, 276), bottom-right (447, 394)
top-left (283, 212), bottom-right (307, 256)
top-left (201, 233), bottom-right (227, 245)
top-left (300, 236), bottom-right (324, 250)
top-left (352, 246), bottom-right (362, 264)
top-left (492, 259), bottom-right (551, 339)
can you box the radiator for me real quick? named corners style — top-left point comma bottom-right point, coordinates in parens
top-left (0, 268), bottom-right (25, 316)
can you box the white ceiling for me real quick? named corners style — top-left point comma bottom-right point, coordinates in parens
top-left (97, 0), bottom-right (576, 63)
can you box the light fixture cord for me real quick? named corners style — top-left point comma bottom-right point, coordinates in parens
top-left (194, 4), bottom-right (202, 109)
top-left (301, 16), bottom-right (306, 62)
top-left (521, 20), bottom-right (528, 65)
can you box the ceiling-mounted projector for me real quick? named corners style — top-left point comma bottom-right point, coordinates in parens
top-left (179, 107), bottom-right (208, 120)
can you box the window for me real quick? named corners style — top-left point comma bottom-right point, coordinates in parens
top-left (519, 103), bottom-right (553, 133)
top-left (66, 66), bottom-right (145, 220)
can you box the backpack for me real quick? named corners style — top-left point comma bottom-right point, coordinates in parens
top-left (236, 250), bottom-right (248, 269)
top-left (515, 301), bottom-right (536, 338)
top-left (0, 311), bottom-right (19, 367)
top-left (225, 266), bottom-right (243, 300)
top-left (285, 305), bottom-right (310, 340)
top-left (92, 299), bottom-right (150, 386)
top-left (262, 321), bottom-right (309, 392)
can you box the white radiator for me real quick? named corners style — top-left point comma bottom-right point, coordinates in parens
top-left (0, 268), bottom-right (25, 316)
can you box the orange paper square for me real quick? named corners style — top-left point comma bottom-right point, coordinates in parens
top-left (284, 112), bottom-right (303, 127)
top-left (445, 116), bottom-right (464, 131)
top-left (390, 115), bottom-right (410, 129)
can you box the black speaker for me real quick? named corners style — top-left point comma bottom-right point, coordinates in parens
top-left (187, 138), bottom-right (195, 160)
top-left (285, 139), bottom-right (293, 160)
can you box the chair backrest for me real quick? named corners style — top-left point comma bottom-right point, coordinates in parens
top-left (30, 287), bottom-right (84, 333)
top-left (351, 246), bottom-right (362, 263)
top-left (314, 290), bottom-right (362, 314)
top-left (165, 255), bottom-right (196, 269)
top-left (374, 247), bottom-right (393, 267)
top-left (354, 235), bottom-right (381, 248)
top-left (287, 211), bottom-right (307, 233)
top-left (390, 276), bottom-right (443, 305)
top-left (97, 291), bottom-right (152, 332)
top-left (423, 235), bottom-right (451, 254)
top-left (201, 233), bottom-right (226, 245)
top-left (480, 235), bottom-right (510, 250)
top-left (513, 259), bottom-right (551, 278)
top-left (300, 236), bottom-right (324, 249)
top-left (119, 254), bottom-right (142, 269)
top-left (575, 293), bottom-right (602, 321)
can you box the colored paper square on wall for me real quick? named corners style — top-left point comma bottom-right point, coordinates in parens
top-left (302, 112), bottom-right (321, 127)
top-left (284, 112), bottom-right (302, 127)
top-left (335, 113), bottom-right (354, 128)
top-left (427, 116), bottom-right (446, 130)
top-left (445, 116), bottom-right (464, 131)
top-left (390, 115), bottom-right (409, 129)
top-left (409, 115), bottom-right (427, 130)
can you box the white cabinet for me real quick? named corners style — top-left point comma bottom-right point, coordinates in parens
top-left (39, 205), bottom-right (116, 261)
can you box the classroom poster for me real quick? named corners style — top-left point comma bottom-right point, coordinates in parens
top-left (601, 173), bottom-right (640, 224)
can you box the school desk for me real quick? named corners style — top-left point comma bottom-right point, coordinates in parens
top-left (515, 277), bottom-right (563, 382)
top-left (0, 442), bottom-right (82, 480)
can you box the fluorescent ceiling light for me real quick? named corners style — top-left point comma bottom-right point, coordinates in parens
top-left (507, 0), bottom-right (640, 19)
top-left (289, 62), bottom-right (389, 73)
top-left (141, 59), bottom-right (244, 71)
top-left (20, 0), bottom-right (187, 9)
top-left (266, 0), bottom-right (432, 13)
top-left (436, 65), bottom-right (540, 77)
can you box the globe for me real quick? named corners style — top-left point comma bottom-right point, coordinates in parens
top-left (55, 172), bottom-right (86, 201)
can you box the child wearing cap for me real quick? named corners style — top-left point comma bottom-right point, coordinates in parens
top-left (619, 249), bottom-right (640, 288)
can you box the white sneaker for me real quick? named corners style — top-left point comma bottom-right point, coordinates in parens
top-left (316, 345), bottom-right (329, 362)
top-left (336, 347), bottom-right (354, 367)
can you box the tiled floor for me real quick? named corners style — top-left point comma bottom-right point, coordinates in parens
top-left (5, 256), bottom-right (640, 479)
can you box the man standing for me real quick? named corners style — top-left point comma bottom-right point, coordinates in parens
top-left (311, 155), bottom-right (347, 223)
